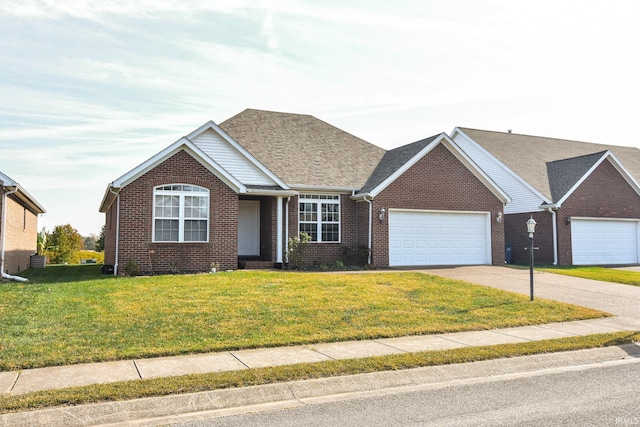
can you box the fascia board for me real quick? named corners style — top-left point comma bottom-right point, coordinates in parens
top-left (13, 186), bottom-right (46, 214)
top-left (111, 138), bottom-right (247, 193)
top-left (292, 185), bottom-right (360, 193)
top-left (444, 134), bottom-right (511, 204)
top-left (368, 133), bottom-right (511, 204)
top-left (555, 151), bottom-right (640, 206)
top-left (187, 120), bottom-right (290, 190)
top-left (451, 127), bottom-right (552, 205)
top-left (0, 172), bottom-right (16, 187)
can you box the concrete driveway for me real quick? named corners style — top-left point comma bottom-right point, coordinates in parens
top-left (416, 266), bottom-right (640, 323)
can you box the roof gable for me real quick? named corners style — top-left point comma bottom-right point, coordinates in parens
top-left (220, 109), bottom-right (386, 189)
top-left (547, 151), bottom-right (607, 203)
top-left (1, 171), bottom-right (46, 214)
top-left (99, 138), bottom-right (248, 212)
top-left (355, 133), bottom-right (510, 203)
top-left (457, 127), bottom-right (640, 201)
top-left (549, 151), bottom-right (640, 207)
top-left (187, 121), bottom-right (288, 189)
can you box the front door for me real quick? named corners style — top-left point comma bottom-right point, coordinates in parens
top-left (238, 200), bottom-right (260, 256)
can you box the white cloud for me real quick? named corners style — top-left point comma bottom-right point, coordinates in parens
top-left (2, 0), bottom-right (640, 235)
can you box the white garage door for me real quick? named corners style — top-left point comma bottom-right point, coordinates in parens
top-left (571, 218), bottom-right (639, 265)
top-left (389, 210), bottom-right (491, 266)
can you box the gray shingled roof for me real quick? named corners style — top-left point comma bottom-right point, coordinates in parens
top-left (546, 151), bottom-right (607, 202)
top-left (360, 134), bottom-right (441, 194)
top-left (219, 109), bottom-right (386, 189)
top-left (459, 128), bottom-right (640, 200)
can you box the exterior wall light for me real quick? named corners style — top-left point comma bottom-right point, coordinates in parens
top-left (378, 208), bottom-right (386, 221)
top-left (496, 212), bottom-right (503, 223)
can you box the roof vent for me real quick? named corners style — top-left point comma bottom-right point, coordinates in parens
top-left (507, 129), bottom-right (512, 134)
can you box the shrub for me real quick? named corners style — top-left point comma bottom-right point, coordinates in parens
top-left (287, 232), bottom-right (311, 270)
top-left (124, 259), bottom-right (139, 277)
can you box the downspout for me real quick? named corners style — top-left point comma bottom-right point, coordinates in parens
top-left (109, 187), bottom-right (121, 275)
top-left (0, 186), bottom-right (21, 280)
top-left (364, 196), bottom-right (373, 265)
top-left (546, 207), bottom-right (558, 265)
top-left (285, 197), bottom-right (290, 264)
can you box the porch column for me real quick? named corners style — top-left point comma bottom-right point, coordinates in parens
top-left (276, 196), bottom-right (283, 266)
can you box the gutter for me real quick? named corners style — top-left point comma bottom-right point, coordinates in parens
top-left (364, 196), bottom-right (373, 265)
top-left (2, 272), bottom-right (28, 282)
top-left (541, 204), bottom-right (559, 266)
top-left (109, 186), bottom-right (121, 275)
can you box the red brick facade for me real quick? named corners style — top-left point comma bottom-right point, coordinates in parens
top-left (0, 190), bottom-right (39, 274)
top-left (104, 144), bottom-right (508, 272)
top-left (104, 150), bottom-right (239, 274)
top-left (371, 144), bottom-right (505, 267)
top-left (556, 159), bottom-right (640, 265)
top-left (504, 159), bottom-right (640, 266)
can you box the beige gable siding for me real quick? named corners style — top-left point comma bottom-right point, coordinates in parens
top-left (191, 129), bottom-right (277, 186)
top-left (452, 131), bottom-right (547, 214)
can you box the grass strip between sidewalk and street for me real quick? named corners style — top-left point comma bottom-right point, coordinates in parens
top-left (1, 331), bottom-right (638, 414)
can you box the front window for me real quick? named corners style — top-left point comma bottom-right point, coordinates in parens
top-left (153, 184), bottom-right (209, 242)
top-left (299, 194), bottom-right (340, 242)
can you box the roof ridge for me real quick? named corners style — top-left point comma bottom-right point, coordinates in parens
top-left (458, 127), bottom-right (639, 151)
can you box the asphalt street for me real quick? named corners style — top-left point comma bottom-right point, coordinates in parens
top-left (172, 356), bottom-right (640, 427)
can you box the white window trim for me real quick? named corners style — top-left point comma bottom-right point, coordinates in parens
top-left (299, 194), bottom-right (341, 243)
top-left (152, 184), bottom-right (210, 243)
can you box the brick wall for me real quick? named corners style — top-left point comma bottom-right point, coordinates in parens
top-left (109, 150), bottom-right (239, 274)
top-left (504, 211), bottom-right (554, 265)
top-left (286, 194), bottom-right (361, 267)
top-left (1, 192), bottom-right (39, 274)
top-left (556, 159), bottom-right (640, 265)
top-left (372, 143), bottom-right (505, 267)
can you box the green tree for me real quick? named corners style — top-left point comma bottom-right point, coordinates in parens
top-left (83, 234), bottom-right (97, 251)
top-left (47, 224), bottom-right (84, 264)
top-left (96, 225), bottom-right (105, 252)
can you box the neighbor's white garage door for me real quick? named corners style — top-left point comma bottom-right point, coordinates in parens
top-left (571, 218), bottom-right (639, 265)
top-left (389, 210), bottom-right (491, 266)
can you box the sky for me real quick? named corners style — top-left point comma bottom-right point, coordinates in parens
top-left (1, 0), bottom-right (640, 236)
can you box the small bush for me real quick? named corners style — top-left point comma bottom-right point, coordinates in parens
top-left (287, 232), bottom-right (311, 270)
top-left (124, 259), bottom-right (139, 277)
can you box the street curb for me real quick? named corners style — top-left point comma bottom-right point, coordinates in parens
top-left (2, 344), bottom-right (639, 427)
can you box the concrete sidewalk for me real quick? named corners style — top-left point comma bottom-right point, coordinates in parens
top-left (2, 266), bottom-right (640, 396)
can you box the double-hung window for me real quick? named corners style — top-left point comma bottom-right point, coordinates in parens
top-left (153, 184), bottom-right (209, 242)
top-left (299, 194), bottom-right (340, 242)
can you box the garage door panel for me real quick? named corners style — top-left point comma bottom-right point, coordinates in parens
top-left (389, 210), bottom-right (490, 266)
top-left (571, 219), bottom-right (639, 265)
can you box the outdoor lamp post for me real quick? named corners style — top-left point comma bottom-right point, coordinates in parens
top-left (526, 216), bottom-right (537, 301)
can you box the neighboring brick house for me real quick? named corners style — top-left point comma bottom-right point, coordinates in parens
top-left (1, 172), bottom-right (46, 276)
top-left (451, 127), bottom-right (640, 265)
top-left (99, 109), bottom-right (509, 274)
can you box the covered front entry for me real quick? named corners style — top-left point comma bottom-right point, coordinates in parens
top-left (238, 200), bottom-right (260, 256)
top-left (571, 218), bottom-right (640, 265)
top-left (389, 209), bottom-right (491, 266)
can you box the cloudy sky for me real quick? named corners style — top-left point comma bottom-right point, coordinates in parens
top-left (1, 0), bottom-right (639, 236)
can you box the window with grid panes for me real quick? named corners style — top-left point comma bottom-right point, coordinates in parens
top-left (298, 194), bottom-right (340, 242)
top-left (153, 184), bottom-right (209, 242)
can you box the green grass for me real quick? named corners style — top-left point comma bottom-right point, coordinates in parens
top-left (540, 266), bottom-right (640, 286)
top-left (1, 331), bottom-right (637, 414)
top-left (0, 265), bottom-right (607, 371)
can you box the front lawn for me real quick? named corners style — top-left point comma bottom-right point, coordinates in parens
top-left (0, 265), bottom-right (607, 371)
top-left (540, 266), bottom-right (640, 286)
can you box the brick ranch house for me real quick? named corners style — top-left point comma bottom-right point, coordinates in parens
top-left (99, 109), bottom-right (509, 274)
top-left (1, 171), bottom-right (46, 276)
top-left (451, 128), bottom-right (640, 265)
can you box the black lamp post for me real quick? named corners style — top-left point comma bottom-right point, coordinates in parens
top-left (526, 216), bottom-right (537, 301)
